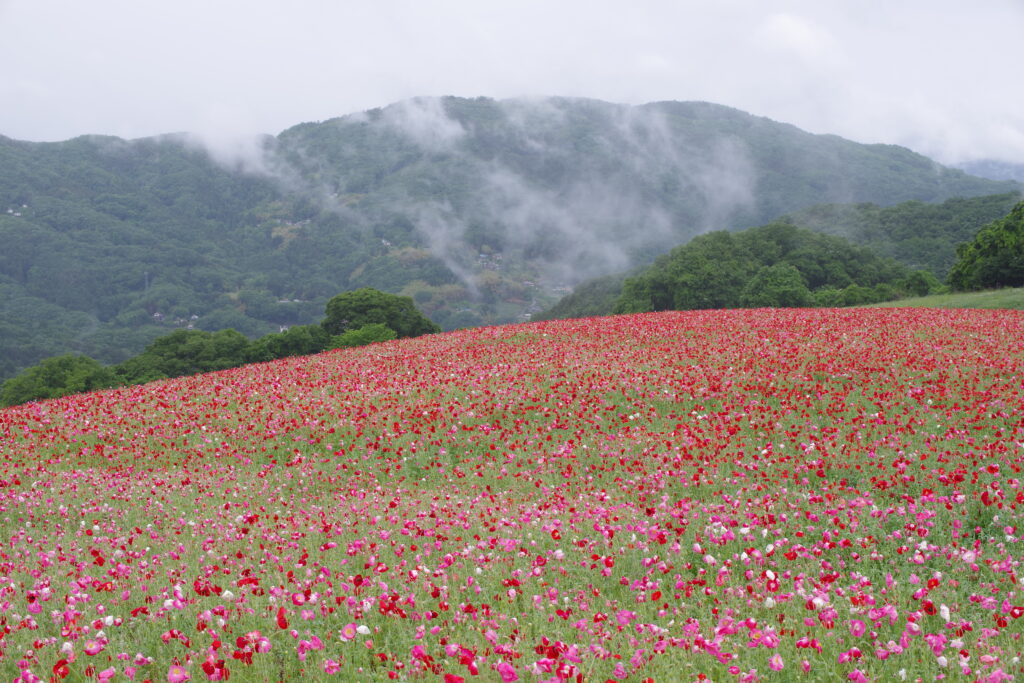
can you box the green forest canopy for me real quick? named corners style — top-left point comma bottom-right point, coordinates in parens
top-left (948, 200), bottom-right (1024, 291)
top-left (782, 192), bottom-right (1021, 279)
top-left (538, 193), bottom-right (1022, 321)
top-left (613, 222), bottom-right (917, 314)
top-left (0, 288), bottom-right (438, 407)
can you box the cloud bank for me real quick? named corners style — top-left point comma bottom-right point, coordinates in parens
top-left (0, 1), bottom-right (1021, 165)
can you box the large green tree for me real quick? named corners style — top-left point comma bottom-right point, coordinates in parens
top-left (330, 323), bottom-right (398, 348)
top-left (739, 264), bottom-right (814, 308)
top-left (321, 288), bottom-right (439, 338)
top-left (0, 354), bottom-right (117, 407)
top-left (244, 324), bottom-right (330, 363)
top-left (615, 232), bottom-right (759, 313)
top-left (115, 328), bottom-right (251, 383)
top-left (610, 222), bottom-right (910, 315)
top-left (948, 201), bottom-right (1024, 290)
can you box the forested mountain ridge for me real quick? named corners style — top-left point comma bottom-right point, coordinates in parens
top-left (0, 133), bottom-right (295, 382)
top-left (0, 96), bottom-right (1019, 383)
top-left (782, 192), bottom-right (1022, 278)
top-left (537, 221), bottom-right (918, 321)
top-left (538, 192), bottom-right (1022, 321)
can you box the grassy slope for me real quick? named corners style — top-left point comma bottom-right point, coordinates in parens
top-left (1, 309), bottom-right (1022, 681)
top-left (867, 286), bottom-right (1024, 309)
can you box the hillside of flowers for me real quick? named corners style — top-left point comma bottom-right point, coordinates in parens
top-left (0, 308), bottom-right (1022, 683)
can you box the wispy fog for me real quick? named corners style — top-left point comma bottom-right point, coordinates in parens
top-left (236, 97), bottom-right (761, 292)
top-left (0, 1), bottom-right (1021, 165)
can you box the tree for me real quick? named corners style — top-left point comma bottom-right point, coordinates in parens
top-left (739, 264), bottom-right (814, 308)
top-left (948, 201), bottom-right (1024, 290)
top-left (837, 284), bottom-right (877, 306)
top-left (330, 323), bottom-right (398, 349)
top-left (900, 270), bottom-right (942, 297)
top-left (115, 328), bottom-right (250, 383)
top-left (812, 287), bottom-right (844, 308)
top-left (112, 354), bottom-right (169, 385)
top-left (614, 231), bottom-right (759, 313)
top-left (0, 354), bottom-right (117, 407)
top-left (245, 324), bottom-right (330, 363)
top-left (321, 288), bottom-right (440, 337)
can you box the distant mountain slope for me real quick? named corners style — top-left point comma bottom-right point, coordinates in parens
top-left (0, 134), bottom-right (293, 381)
top-left (536, 220), bottom-right (916, 320)
top-left (954, 159), bottom-right (1024, 183)
top-left (0, 96), bottom-right (1019, 382)
top-left (538, 192), bottom-right (1021, 321)
top-left (270, 97), bottom-right (1017, 285)
top-left (782, 192), bottom-right (1022, 279)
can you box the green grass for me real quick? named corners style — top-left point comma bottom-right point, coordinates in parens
top-left (865, 286), bottom-right (1024, 309)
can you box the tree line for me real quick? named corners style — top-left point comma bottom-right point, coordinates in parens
top-left (948, 200), bottom-right (1024, 290)
top-left (538, 198), bottom-right (1024, 321)
top-left (782, 192), bottom-right (1021, 279)
top-left (0, 288), bottom-right (438, 407)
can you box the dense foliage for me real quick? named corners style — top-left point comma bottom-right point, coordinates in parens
top-left (330, 322), bottom-right (398, 348)
top-left (1, 309), bottom-right (1021, 682)
top-left (739, 263), bottom-right (816, 307)
top-left (948, 200), bottom-right (1024, 291)
top-left (243, 324), bottom-right (332, 364)
top-left (0, 289), bottom-right (437, 406)
top-left (550, 222), bottom-right (919, 317)
top-left (0, 354), bottom-right (116, 407)
top-left (783, 192), bottom-right (1022, 279)
top-left (538, 194), bottom-right (1024, 321)
top-left (531, 273), bottom-right (632, 321)
top-left (113, 329), bottom-right (252, 385)
top-left (1, 98), bottom-right (1017, 384)
top-left (322, 288), bottom-right (441, 337)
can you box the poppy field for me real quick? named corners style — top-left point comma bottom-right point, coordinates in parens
top-left (0, 308), bottom-right (1022, 682)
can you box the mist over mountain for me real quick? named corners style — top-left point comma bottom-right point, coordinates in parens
top-left (537, 192), bottom-right (1023, 321)
top-left (954, 160), bottom-right (1024, 183)
top-left (263, 97), bottom-right (1016, 286)
top-left (0, 96), bottom-right (1018, 383)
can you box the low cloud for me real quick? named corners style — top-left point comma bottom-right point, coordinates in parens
top-left (186, 131), bottom-right (274, 176)
top-left (382, 97), bottom-right (467, 151)
top-left (187, 96), bottom-right (760, 298)
top-left (756, 13), bottom-right (842, 65)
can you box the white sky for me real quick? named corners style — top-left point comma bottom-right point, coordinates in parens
top-left (1, 0), bottom-right (1022, 164)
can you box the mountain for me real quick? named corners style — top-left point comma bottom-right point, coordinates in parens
top-left (0, 134), bottom-right (291, 382)
top-left (539, 192), bottom-right (1022, 321)
top-left (539, 220), bottom-right (915, 320)
top-left (781, 192), bottom-right (1022, 279)
top-left (954, 159), bottom-right (1024, 183)
top-left (0, 96), bottom-right (1019, 382)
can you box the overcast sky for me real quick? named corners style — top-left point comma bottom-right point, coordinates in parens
top-left (1, 0), bottom-right (1022, 164)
